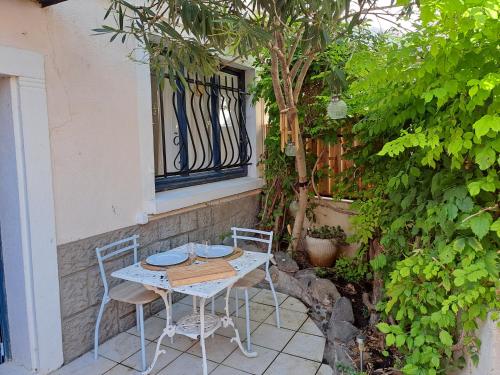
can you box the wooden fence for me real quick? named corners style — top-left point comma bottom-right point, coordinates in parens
top-left (307, 138), bottom-right (355, 197)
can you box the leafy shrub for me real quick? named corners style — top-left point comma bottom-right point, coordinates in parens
top-left (344, 0), bottom-right (500, 373)
top-left (332, 254), bottom-right (370, 283)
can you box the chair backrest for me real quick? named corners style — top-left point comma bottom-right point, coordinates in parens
top-left (95, 235), bottom-right (139, 297)
top-left (231, 227), bottom-right (273, 270)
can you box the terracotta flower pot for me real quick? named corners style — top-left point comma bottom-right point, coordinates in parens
top-left (305, 235), bottom-right (338, 267)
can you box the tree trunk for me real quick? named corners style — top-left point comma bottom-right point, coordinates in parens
top-left (288, 108), bottom-right (308, 254)
top-left (365, 238), bottom-right (384, 325)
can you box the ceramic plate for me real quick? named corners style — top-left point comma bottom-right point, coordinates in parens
top-left (195, 245), bottom-right (234, 258)
top-left (146, 252), bottom-right (188, 266)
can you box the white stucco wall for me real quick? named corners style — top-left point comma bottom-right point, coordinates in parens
top-left (0, 0), bottom-right (263, 245)
top-left (0, 0), bottom-right (144, 244)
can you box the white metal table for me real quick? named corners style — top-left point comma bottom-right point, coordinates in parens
top-left (111, 243), bottom-right (270, 375)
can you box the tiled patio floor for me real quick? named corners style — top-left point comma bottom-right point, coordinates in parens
top-left (51, 288), bottom-right (332, 375)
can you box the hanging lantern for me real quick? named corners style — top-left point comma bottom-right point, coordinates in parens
top-left (285, 141), bottom-right (296, 157)
top-left (327, 95), bottom-right (347, 119)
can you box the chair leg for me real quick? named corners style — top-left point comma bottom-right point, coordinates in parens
top-left (94, 298), bottom-right (108, 360)
top-left (268, 278), bottom-right (281, 329)
top-left (138, 304), bottom-right (146, 371)
top-left (168, 293), bottom-right (174, 344)
top-left (235, 289), bottom-right (239, 317)
top-left (244, 289), bottom-right (252, 352)
top-left (211, 296), bottom-right (215, 315)
top-left (136, 304), bottom-right (140, 332)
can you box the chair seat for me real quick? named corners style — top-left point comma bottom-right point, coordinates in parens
top-left (234, 268), bottom-right (266, 288)
top-left (109, 281), bottom-right (159, 305)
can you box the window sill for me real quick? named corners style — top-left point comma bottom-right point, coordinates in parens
top-left (149, 176), bottom-right (263, 215)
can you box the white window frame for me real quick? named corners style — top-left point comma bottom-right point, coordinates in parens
top-left (135, 55), bottom-right (263, 221)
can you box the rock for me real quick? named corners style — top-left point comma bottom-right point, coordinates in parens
top-left (331, 297), bottom-right (354, 324)
top-left (294, 268), bottom-right (318, 288)
top-left (327, 320), bottom-right (359, 343)
top-left (273, 251), bottom-right (299, 273)
top-left (323, 341), bottom-right (355, 374)
top-left (269, 265), bottom-right (313, 306)
top-left (308, 278), bottom-right (341, 309)
top-left (310, 304), bottom-right (329, 333)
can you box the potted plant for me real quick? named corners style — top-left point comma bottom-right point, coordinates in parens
top-left (305, 225), bottom-right (347, 267)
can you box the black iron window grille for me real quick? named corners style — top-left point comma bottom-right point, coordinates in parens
top-left (152, 67), bottom-right (252, 191)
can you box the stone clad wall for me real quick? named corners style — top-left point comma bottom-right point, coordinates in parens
top-left (57, 192), bottom-right (260, 363)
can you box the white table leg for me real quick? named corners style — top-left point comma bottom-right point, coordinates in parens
top-left (222, 286), bottom-right (257, 358)
top-left (199, 297), bottom-right (208, 375)
top-left (141, 287), bottom-right (175, 375)
top-left (244, 289), bottom-right (252, 352)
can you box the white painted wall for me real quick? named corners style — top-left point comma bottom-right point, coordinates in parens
top-left (0, 0), bottom-right (144, 244)
top-left (0, 0), bottom-right (263, 244)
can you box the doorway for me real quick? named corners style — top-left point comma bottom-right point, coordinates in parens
top-left (0, 230), bottom-right (10, 364)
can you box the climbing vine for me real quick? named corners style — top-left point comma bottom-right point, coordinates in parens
top-left (343, 0), bottom-right (499, 373)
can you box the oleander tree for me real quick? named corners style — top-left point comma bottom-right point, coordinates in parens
top-left (97, 0), bottom-right (414, 253)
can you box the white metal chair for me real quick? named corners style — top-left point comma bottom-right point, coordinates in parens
top-left (232, 227), bottom-right (281, 351)
top-left (94, 235), bottom-right (158, 371)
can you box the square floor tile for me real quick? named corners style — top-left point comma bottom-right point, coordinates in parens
top-left (236, 302), bottom-right (275, 323)
top-left (263, 353), bottom-right (320, 375)
top-left (187, 334), bottom-right (238, 363)
top-left (264, 308), bottom-right (307, 331)
top-left (316, 364), bottom-right (334, 375)
top-left (157, 302), bottom-right (195, 322)
top-left (251, 290), bottom-right (287, 306)
top-left (205, 295), bottom-right (245, 315)
top-left (280, 297), bottom-right (308, 313)
top-left (98, 332), bottom-right (143, 363)
top-left (233, 287), bottom-right (261, 300)
top-left (52, 352), bottom-right (116, 375)
top-left (250, 324), bottom-right (295, 351)
top-left (217, 316), bottom-right (260, 341)
top-left (211, 364), bottom-right (252, 375)
top-left (299, 318), bottom-right (324, 337)
top-left (104, 364), bottom-right (140, 375)
top-left (155, 333), bottom-right (197, 352)
top-left (156, 353), bottom-right (217, 375)
top-left (128, 316), bottom-right (166, 341)
top-left (178, 295), bottom-right (195, 306)
top-left (283, 332), bottom-right (325, 362)
top-left (122, 342), bottom-right (182, 373)
top-left (222, 344), bottom-right (278, 375)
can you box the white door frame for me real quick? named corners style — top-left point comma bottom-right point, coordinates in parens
top-left (0, 45), bottom-right (63, 374)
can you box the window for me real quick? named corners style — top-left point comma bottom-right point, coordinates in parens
top-left (151, 68), bottom-right (252, 191)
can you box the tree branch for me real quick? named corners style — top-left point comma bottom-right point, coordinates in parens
top-left (287, 27), bottom-right (304, 65)
top-left (462, 204), bottom-right (499, 223)
top-left (293, 52), bottom-right (316, 103)
top-left (269, 45), bottom-right (287, 110)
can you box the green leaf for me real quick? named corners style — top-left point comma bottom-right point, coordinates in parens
top-left (439, 330), bottom-right (453, 347)
top-left (475, 146), bottom-right (496, 170)
top-left (400, 267), bottom-right (411, 277)
top-left (473, 115), bottom-right (500, 138)
top-left (467, 181), bottom-right (482, 196)
top-left (377, 322), bottom-right (391, 334)
top-left (396, 334), bottom-right (406, 347)
top-left (469, 212), bottom-right (493, 239)
top-left (431, 356), bottom-right (440, 368)
top-left (415, 335), bottom-right (425, 347)
top-left (491, 218), bottom-right (500, 236)
top-left (386, 333), bottom-right (396, 346)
